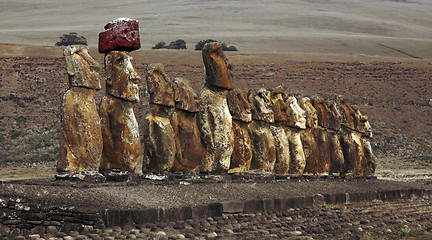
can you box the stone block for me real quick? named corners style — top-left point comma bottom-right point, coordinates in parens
top-left (98, 18), bottom-right (140, 53)
top-left (221, 201), bottom-right (244, 213)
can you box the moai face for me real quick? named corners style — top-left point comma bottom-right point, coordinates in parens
top-left (202, 42), bottom-right (233, 90)
top-left (227, 89), bottom-right (252, 123)
top-left (298, 97), bottom-right (318, 128)
top-left (271, 90), bottom-right (289, 123)
top-left (285, 96), bottom-right (306, 129)
top-left (64, 45), bottom-right (101, 90)
top-left (105, 51), bottom-right (140, 102)
top-left (248, 88), bottom-right (274, 123)
top-left (173, 77), bottom-right (199, 112)
top-left (145, 63), bottom-right (175, 107)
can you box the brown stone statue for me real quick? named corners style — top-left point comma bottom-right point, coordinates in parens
top-left (339, 98), bottom-right (376, 175)
top-left (58, 45), bottom-right (103, 172)
top-left (171, 77), bottom-right (204, 171)
top-left (99, 51), bottom-right (141, 172)
top-left (198, 42), bottom-right (234, 172)
top-left (247, 88), bottom-right (276, 172)
top-left (270, 89), bottom-right (290, 174)
top-left (143, 64), bottom-right (177, 172)
top-left (284, 96), bottom-right (307, 174)
top-left (227, 89), bottom-right (253, 173)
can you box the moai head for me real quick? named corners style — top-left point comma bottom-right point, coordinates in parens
top-left (298, 97), bottom-right (318, 128)
top-left (173, 77), bottom-right (199, 112)
top-left (285, 96), bottom-right (306, 129)
top-left (64, 45), bottom-right (101, 90)
top-left (247, 88), bottom-right (274, 123)
top-left (105, 51), bottom-right (141, 102)
top-left (227, 89), bottom-right (252, 123)
top-left (146, 63), bottom-right (175, 107)
top-left (202, 42), bottom-right (233, 90)
top-left (270, 88), bottom-right (289, 123)
top-left (329, 101), bottom-right (342, 130)
top-left (339, 97), bottom-right (370, 135)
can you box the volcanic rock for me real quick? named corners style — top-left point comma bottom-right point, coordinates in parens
top-left (198, 86), bottom-right (234, 172)
top-left (173, 77), bottom-right (199, 113)
top-left (248, 88), bottom-right (274, 123)
top-left (313, 98), bottom-right (341, 131)
top-left (98, 18), bottom-right (141, 53)
top-left (58, 45), bottom-right (102, 172)
top-left (146, 64), bottom-right (175, 107)
top-left (202, 42), bottom-right (233, 90)
top-left (248, 121), bottom-right (276, 172)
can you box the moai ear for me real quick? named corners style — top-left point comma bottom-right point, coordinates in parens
top-left (105, 54), bottom-right (113, 86)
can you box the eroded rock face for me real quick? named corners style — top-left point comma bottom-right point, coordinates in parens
top-left (285, 96), bottom-right (306, 129)
top-left (286, 128), bottom-right (306, 174)
top-left (146, 64), bottom-right (175, 107)
top-left (104, 51), bottom-right (140, 102)
top-left (98, 18), bottom-right (141, 53)
top-left (144, 104), bottom-right (176, 172)
top-left (58, 46), bottom-right (102, 172)
top-left (340, 98), bottom-right (371, 136)
top-left (298, 97), bottom-right (318, 129)
top-left (198, 86), bottom-right (234, 172)
top-left (298, 97), bottom-right (320, 174)
top-left (248, 121), bottom-right (276, 172)
top-left (248, 88), bottom-right (274, 123)
top-left (227, 89), bottom-right (253, 173)
top-left (171, 77), bottom-right (203, 171)
top-left (99, 51), bottom-right (141, 172)
top-left (313, 98), bottom-right (341, 131)
top-left (202, 42), bottom-right (233, 90)
top-left (173, 77), bottom-right (199, 113)
top-left (99, 95), bottom-right (141, 172)
top-left (270, 90), bottom-right (290, 174)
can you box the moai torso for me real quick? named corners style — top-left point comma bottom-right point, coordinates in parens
top-left (284, 96), bottom-right (307, 174)
top-left (99, 51), bottom-right (141, 172)
top-left (172, 77), bottom-right (203, 171)
top-left (143, 64), bottom-right (176, 172)
top-left (270, 90), bottom-right (290, 174)
top-left (247, 88), bottom-right (276, 173)
top-left (339, 98), bottom-right (375, 175)
top-left (58, 45), bottom-right (103, 172)
top-left (227, 89), bottom-right (253, 173)
top-left (198, 42), bottom-right (234, 173)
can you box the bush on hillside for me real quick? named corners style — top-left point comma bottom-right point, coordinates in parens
top-left (55, 32), bottom-right (87, 46)
top-left (194, 39), bottom-right (238, 51)
top-left (152, 39), bottom-right (187, 50)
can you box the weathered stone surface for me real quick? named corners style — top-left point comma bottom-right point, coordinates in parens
top-left (227, 89), bottom-right (252, 123)
top-left (58, 46), bottom-right (102, 172)
top-left (172, 109), bottom-right (203, 171)
top-left (229, 120), bottom-right (253, 173)
top-left (271, 89), bottom-right (289, 123)
top-left (98, 18), bottom-right (141, 53)
top-left (248, 88), bottom-right (274, 123)
top-left (202, 42), bottom-right (233, 90)
top-left (173, 77), bottom-right (199, 112)
top-left (339, 98), bottom-right (371, 136)
top-left (100, 51), bottom-right (141, 172)
top-left (248, 121), bottom-right (276, 172)
top-left (340, 129), bottom-right (365, 175)
top-left (285, 96), bottom-right (306, 129)
top-left (104, 51), bottom-right (140, 102)
top-left (146, 64), bottom-right (175, 107)
top-left (270, 125), bottom-right (290, 174)
top-left (198, 86), bottom-right (234, 172)
top-left (227, 89), bottom-right (253, 173)
top-left (298, 97), bottom-right (318, 129)
top-left (286, 128), bottom-right (306, 174)
top-left (301, 127), bottom-right (321, 174)
top-left (313, 98), bottom-right (341, 131)
top-left (143, 104), bottom-right (176, 172)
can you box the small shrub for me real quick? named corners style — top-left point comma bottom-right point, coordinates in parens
top-left (55, 32), bottom-right (87, 46)
top-left (195, 39), bottom-right (238, 51)
top-left (152, 39), bottom-right (187, 50)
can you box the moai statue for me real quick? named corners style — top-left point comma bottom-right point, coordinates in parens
top-left (270, 89), bottom-right (291, 174)
top-left (298, 97), bottom-right (321, 174)
top-left (171, 77), bottom-right (203, 171)
top-left (284, 96), bottom-right (307, 174)
top-left (247, 88), bottom-right (276, 173)
top-left (312, 98), bottom-right (344, 174)
top-left (98, 18), bottom-right (141, 172)
top-left (198, 42), bottom-right (234, 173)
top-left (339, 98), bottom-right (376, 175)
top-left (143, 64), bottom-right (177, 172)
top-left (58, 45), bottom-right (103, 172)
top-left (227, 89), bottom-right (253, 173)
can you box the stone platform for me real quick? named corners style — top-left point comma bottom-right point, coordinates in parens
top-left (0, 174), bottom-right (431, 239)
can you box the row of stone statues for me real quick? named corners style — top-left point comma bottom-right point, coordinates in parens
top-left (58, 18), bottom-right (375, 176)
